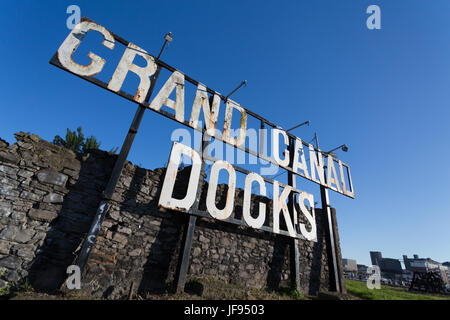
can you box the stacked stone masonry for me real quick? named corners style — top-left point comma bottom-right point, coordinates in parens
top-left (0, 132), bottom-right (343, 298)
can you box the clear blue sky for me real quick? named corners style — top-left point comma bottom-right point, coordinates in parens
top-left (1, 1), bottom-right (449, 266)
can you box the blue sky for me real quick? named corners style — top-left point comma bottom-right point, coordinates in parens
top-left (1, 0), bottom-right (450, 266)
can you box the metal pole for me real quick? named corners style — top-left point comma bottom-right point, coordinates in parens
top-left (287, 136), bottom-right (300, 291)
top-left (313, 132), bottom-right (319, 150)
top-left (225, 80), bottom-right (247, 100)
top-left (76, 67), bottom-right (162, 273)
top-left (320, 185), bottom-right (341, 292)
top-left (175, 116), bottom-right (212, 293)
top-left (259, 120), bottom-right (265, 157)
top-left (157, 41), bottom-right (168, 60)
top-left (286, 120), bottom-right (310, 133)
top-left (315, 133), bottom-right (341, 292)
top-left (175, 214), bottom-right (197, 293)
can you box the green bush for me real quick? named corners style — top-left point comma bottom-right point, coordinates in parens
top-left (53, 126), bottom-right (117, 154)
top-left (346, 279), bottom-right (450, 300)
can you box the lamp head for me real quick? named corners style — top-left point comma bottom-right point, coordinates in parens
top-left (165, 32), bottom-right (173, 43)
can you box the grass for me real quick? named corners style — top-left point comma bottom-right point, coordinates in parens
top-left (345, 279), bottom-right (450, 300)
top-left (8, 277), bottom-right (448, 300)
top-left (145, 278), bottom-right (311, 300)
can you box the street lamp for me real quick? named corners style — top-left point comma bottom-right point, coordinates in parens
top-left (157, 32), bottom-right (173, 60)
top-left (324, 144), bottom-right (348, 157)
top-left (164, 32), bottom-right (173, 43)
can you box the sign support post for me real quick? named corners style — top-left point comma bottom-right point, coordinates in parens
top-left (76, 67), bottom-right (162, 273)
top-left (320, 185), bottom-right (341, 292)
top-left (175, 214), bottom-right (197, 293)
top-left (287, 136), bottom-right (300, 291)
top-left (175, 130), bottom-right (211, 293)
top-left (314, 133), bottom-right (341, 293)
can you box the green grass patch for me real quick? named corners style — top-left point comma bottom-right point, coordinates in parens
top-left (346, 279), bottom-right (450, 300)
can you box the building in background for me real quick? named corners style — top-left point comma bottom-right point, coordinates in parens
top-left (369, 251), bottom-right (403, 280)
top-left (357, 264), bottom-right (368, 280)
top-left (403, 254), bottom-right (438, 273)
top-left (370, 251), bottom-right (383, 266)
top-left (343, 259), bottom-right (358, 278)
top-left (403, 254), bottom-right (449, 284)
top-left (344, 252), bottom-right (449, 286)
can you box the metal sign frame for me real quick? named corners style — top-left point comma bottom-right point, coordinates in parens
top-left (50, 16), bottom-right (354, 294)
top-left (50, 17), bottom-right (355, 199)
top-left (160, 141), bottom-right (315, 241)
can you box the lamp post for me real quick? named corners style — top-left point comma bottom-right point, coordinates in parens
top-left (157, 32), bottom-right (173, 60)
top-left (286, 120), bottom-right (310, 132)
top-left (225, 80), bottom-right (247, 100)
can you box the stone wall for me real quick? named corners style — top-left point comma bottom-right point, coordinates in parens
top-left (0, 132), bottom-right (116, 291)
top-left (0, 132), bottom-right (343, 298)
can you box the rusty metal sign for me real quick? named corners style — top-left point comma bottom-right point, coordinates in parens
top-left (50, 17), bottom-right (355, 200)
top-left (158, 142), bottom-right (317, 241)
top-left (51, 16), bottom-right (353, 292)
